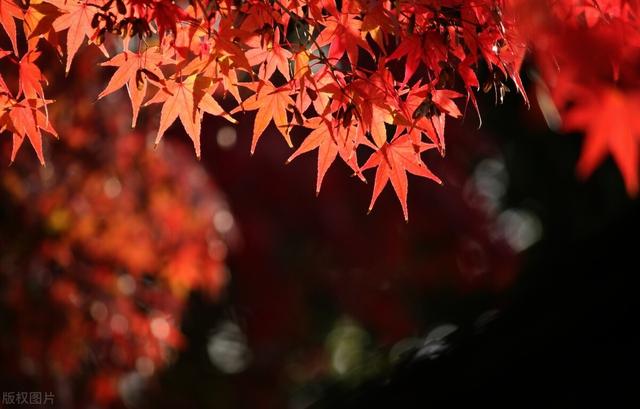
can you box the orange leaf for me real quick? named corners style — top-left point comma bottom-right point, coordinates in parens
top-left (235, 81), bottom-right (294, 154)
top-left (99, 48), bottom-right (164, 127)
top-left (154, 75), bottom-right (202, 157)
top-left (52, 0), bottom-right (100, 73)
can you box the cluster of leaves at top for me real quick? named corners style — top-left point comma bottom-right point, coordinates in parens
top-left (6, 0), bottom-right (637, 219)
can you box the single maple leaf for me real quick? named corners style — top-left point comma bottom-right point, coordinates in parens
top-left (286, 117), bottom-right (366, 194)
top-left (245, 27), bottom-right (293, 81)
top-left (149, 74), bottom-right (203, 158)
top-left (51, 0), bottom-right (101, 73)
top-left (7, 98), bottom-right (57, 164)
top-left (565, 88), bottom-right (640, 195)
top-left (315, 10), bottom-right (373, 67)
top-left (98, 48), bottom-right (164, 99)
top-left (234, 81), bottom-right (294, 154)
top-left (287, 117), bottom-right (340, 194)
top-left (361, 135), bottom-right (441, 221)
top-left (18, 50), bottom-right (47, 100)
top-left (98, 48), bottom-right (165, 127)
top-left (145, 73), bottom-right (236, 157)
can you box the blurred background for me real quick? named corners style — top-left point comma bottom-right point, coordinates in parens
top-left (1, 46), bottom-right (640, 408)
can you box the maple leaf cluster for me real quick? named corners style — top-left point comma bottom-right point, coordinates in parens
top-left (1, 0), bottom-right (638, 218)
top-left (0, 0), bottom-right (529, 220)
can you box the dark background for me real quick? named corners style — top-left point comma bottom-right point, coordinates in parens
top-left (149, 83), bottom-right (640, 407)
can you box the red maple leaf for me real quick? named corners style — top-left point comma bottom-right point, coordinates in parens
top-left (6, 98), bottom-right (57, 164)
top-left (361, 135), bottom-right (442, 221)
top-left (286, 117), bottom-right (368, 194)
top-left (18, 50), bottom-right (47, 100)
top-left (314, 6), bottom-right (374, 67)
top-left (565, 88), bottom-right (640, 195)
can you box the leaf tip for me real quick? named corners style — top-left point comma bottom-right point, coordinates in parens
top-left (352, 171), bottom-right (366, 183)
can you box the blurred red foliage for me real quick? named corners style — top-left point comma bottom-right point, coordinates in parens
top-left (0, 89), bottom-right (230, 405)
top-left (513, 0), bottom-right (640, 194)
